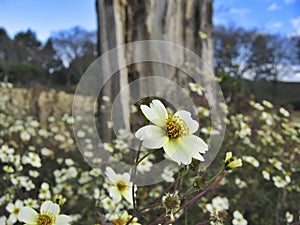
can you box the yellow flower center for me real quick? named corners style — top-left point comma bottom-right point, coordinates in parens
top-left (112, 218), bottom-right (126, 225)
top-left (117, 180), bottom-right (128, 192)
top-left (37, 214), bottom-right (55, 225)
top-left (13, 208), bottom-right (20, 214)
top-left (166, 115), bottom-right (188, 139)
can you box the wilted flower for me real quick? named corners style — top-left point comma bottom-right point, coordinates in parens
top-left (135, 99), bottom-right (208, 165)
top-left (162, 192), bottom-right (181, 222)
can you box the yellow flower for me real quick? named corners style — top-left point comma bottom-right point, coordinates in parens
top-left (224, 152), bottom-right (242, 170)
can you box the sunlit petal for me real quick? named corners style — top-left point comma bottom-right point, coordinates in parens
top-left (105, 167), bottom-right (118, 183)
top-left (108, 186), bottom-right (122, 202)
top-left (18, 207), bottom-right (38, 224)
top-left (140, 100), bottom-right (167, 127)
top-left (181, 135), bottom-right (208, 154)
top-left (122, 189), bottom-right (133, 204)
top-left (135, 125), bottom-right (165, 141)
top-left (142, 136), bottom-right (168, 149)
top-left (41, 201), bottom-right (60, 216)
top-left (163, 140), bottom-right (192, 165)
top-left (55, 215), bottom-right (72, 224)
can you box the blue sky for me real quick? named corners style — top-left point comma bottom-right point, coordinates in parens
top-left (214, 0), bottom-right (300, 36)
top-left (0, 0), bottom-right (97, 41)
top-left (0, 0), bottom-right (299, 42)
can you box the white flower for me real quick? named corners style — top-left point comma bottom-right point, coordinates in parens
top-left (39, 182), bottom-right (51, 199)
top-left (161, 166), bottom-right (177, 183)
top-left (268, 158), bottom-right (283, 170)
top-left (103, 143), bottom-right (114, 153)
top-left (100, 197), bottom-right (122, 212)
top-left (22, 152), bottom-right (42, 168)
top-left (76, 130), bottom-right (85, 138)
top-left (242, 156), bottom-right (260, 167)
top-left (20, 131), bottom-right (31, 142)
top-left (286, 211), bottom-right (294, 223)
top-left (197, 106), bottom-right (210, 117)
top-left (238, 122), bottom-right (251, 138)
top-left (206, 196), bottom-right (229, 214)
top-left (137, 158), bottom-right (153, 173)
top-left (105, 167), bottom-right (133, 204)
top-left (272, 175), bottom-right (287, 188)
top-left (188, 82), bottom-right (203, 96)
top-left (135, 99), bottom-right (208, 165)
top-left (41, 148), bottom-right (54, 157)
top-left (250, 101), bottom-right (264, 111)
top-left (24, 198), bottom-right (39, 209)
top-left (262, 170), bottom-right (270, 180)
top-left (212, 196), bottom-right (229, 211)
top-left (18, 200), bottom-right (72, 225)
top-left (260, 112), bottom-right (273, 125)
top-left (6, 199), bottom-right (24, 224)
top-left (262, 100), bottom-right (273, 109)
top-left (235, 178), bottom-right (247, 188)
top-left (232, 210), bottom-right (248, 225)
top-left (279, 107), bottom-right (290, 117)
top-left (0, 145), bottom-right (15, 163)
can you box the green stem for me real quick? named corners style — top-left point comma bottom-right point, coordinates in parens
top-left (136, 148), bottom-right (158, 165)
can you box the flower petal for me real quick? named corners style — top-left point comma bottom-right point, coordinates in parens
top-left (40, 201), bottom-right (60, 216)
top-left (108, 186), bottom-right (122, 202)
top-left (5, 203), bottom-right (14, 212)
top-left (140, 100), bottom-right (167, 127)
top-left (181, 135), bottom-right (208, 153)
top-left (105, 167), bottom-right (118, 183)
top-left (122, 188), bottom-right (133, 204)
top-left (175, 110), bottom-right (199, 133)
top-left (142, 136), bottom-right (168, 149)
top-left (54, 215), bottom-right (72, 225)
top-left (18, 207), bottom-right (38, 224)
top-left (163, 139), bottom-right (192, 165)
top-left (135, 125), bottom-right (167, 149)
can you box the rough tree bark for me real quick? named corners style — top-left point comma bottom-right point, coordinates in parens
top-left (95, 0), bottom-right (214, 141)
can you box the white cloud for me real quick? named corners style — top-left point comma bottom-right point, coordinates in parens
top-left (284, 0), bottom-right (295, 4)
top-left (270, 22), bottom-right (283, 28)
top-left (229, 8), bottom-right (250, 16)
top-left (290, 16), bottom-right (300, 35)
top-left (268, 3), bottom-right (279, 10)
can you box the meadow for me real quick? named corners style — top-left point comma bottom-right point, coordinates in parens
top-left (0, 82), bottom-right (299, 225)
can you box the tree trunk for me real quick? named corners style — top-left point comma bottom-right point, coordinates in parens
top-left (96, 0), bottom-right (214, 141)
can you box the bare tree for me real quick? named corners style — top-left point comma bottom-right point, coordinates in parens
top-left (95, 0), bottom-right (214, 141)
